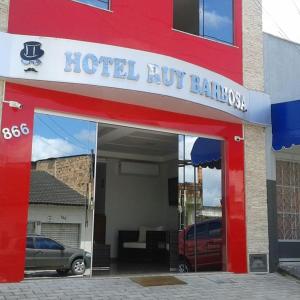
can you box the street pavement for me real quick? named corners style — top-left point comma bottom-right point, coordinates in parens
top-left (0, 272), bottom-right (300, 299)
top-left (279, 262), bottom-right (300, 281)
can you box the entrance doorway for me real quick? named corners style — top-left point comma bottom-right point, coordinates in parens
top-left (24, 112), bottom-right (225, 278)
top-left (93, 123), bottom-right (225, 275)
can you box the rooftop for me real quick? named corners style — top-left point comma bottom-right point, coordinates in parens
top-left (30, 171), bottom-right (86, 206)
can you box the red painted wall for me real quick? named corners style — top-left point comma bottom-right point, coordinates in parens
top-left (8, 0), bottom-right (243, 84)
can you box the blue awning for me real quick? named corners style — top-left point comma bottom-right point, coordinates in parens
top-left (272, 100), bottom-right (300, 150)
top-left (190, 137), bottom-right (221, 168)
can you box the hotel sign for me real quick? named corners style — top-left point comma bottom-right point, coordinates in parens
top-left (64, 52), bottom-right (247, 112)
top-left (0, 33), bottom-right (270, 125)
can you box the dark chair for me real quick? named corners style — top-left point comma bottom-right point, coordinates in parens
top-left (118, 230), bottom-right (169, 262)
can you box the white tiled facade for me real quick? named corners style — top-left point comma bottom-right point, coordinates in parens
top-left (0, 0), bottom-right (9, 128)
top-left (243, 0), bottom-right (269, 270)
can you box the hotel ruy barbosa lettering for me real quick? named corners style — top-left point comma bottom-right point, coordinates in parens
top-left (64, 52), bottom-right (247, 112)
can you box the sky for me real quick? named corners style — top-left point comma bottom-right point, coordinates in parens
top-left (263, 0), bottom-right (300, 44)
top-left (178, 135), bottom-right (222, 207)
top-left (31, 113), bottom-right (96, 161)
top-left (201, 0), bottom-right (233, 44)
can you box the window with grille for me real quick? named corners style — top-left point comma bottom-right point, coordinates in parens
top-left (276, 160), bottom-right (300, 240)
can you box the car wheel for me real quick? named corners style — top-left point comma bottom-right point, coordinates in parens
top-left (56, 269), bottom-right (69, 276)
top-left (71, 258), bottom-right (86, 275)
top-left (178, 258), bottom-right (189, 273)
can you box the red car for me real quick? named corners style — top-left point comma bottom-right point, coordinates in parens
top-left (178, 218), bottom-right (223, 272)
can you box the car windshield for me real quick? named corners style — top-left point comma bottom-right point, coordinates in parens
top-left (208, 221), bottom-right (222, 238)
top-left (187, 223), bottom-right (207, 240)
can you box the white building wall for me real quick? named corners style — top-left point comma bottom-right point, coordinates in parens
top-left (105, 159), bottom-right (178, 258)
top-left (264, 33), bottom-right (300, 179)
top-left (28, 205), bottom-right (93, 253)
top-left (264, 33), bottom-right (300, 104)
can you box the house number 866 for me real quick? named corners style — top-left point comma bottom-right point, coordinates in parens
top-left (2, 123), bottom-right (30, 140)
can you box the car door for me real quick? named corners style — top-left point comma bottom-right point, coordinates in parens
top-left (184, 225), bottom-right (195, 267)
top-left (34, 237), bottom-right (66, 269)
top-left (206, 220), bottom-right (222, 267)
top-left (25, 237), bottom-right (38, 268)
top-left (195, 222), bottom-right (210, 269)
top-left (184, 222), bottom-right (208, 270)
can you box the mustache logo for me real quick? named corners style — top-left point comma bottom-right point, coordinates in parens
top-left (24, 67), bottom-right (38, 73)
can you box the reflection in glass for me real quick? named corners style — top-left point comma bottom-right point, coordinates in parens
top-left (202, 0), bottom-right (233, 44)
top-left (74, 0), bottom-right (109, 10)
top-left (177, 135), bottom-right (223, 273)
top-left (173, 0), bottom-right (234, 45)
top-left (26, 113), bottom-right (97, 278)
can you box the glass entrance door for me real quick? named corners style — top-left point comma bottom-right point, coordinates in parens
top-left (25, 112), bottom-right (97, 278)
top-left (177, 135), bottom-right (224, 272)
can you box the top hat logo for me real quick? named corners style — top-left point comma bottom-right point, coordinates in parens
top-left (20, 41), bottom-right (44, 61)
top-left (20, 41), bottom-right (44, 72)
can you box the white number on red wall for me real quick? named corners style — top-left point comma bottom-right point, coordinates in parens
top-left (1, 123), bottom-right (30, 140)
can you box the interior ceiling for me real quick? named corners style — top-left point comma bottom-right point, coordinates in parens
top-left (97, 124), bottom-right (178, 161)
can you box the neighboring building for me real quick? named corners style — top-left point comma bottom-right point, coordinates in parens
top-left (28, 170), bottom-right (93, 251)
top-left (0, 0), bottom-right (271, 283)
top-left (29, 154), bottom-right (94, 252)
top-left (33, 154), bottom-right (94, 197)
top-left (264, 33), bottom-right (300, 271)
top-left (178, 167), bottom-right (222, 226)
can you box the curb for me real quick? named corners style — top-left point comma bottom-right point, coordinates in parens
top-left (277, 266), bottom-right (300, 281)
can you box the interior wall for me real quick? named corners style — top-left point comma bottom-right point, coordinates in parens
top-left (105, 158), bottom-right (178, 258)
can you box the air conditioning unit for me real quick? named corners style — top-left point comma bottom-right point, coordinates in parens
top-left (119, 161), bottom-right (159, 176)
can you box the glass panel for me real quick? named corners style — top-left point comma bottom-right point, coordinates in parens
top-left (202, 168), bottom-right (222, 207)
top-left (173, 0), bottom-right (200, 35)
top-left (173, 0), bottom-right (234, 44)
top-left (177, 135), bottom-right (224, 273)
top-left (74, 0), bottom-right (109, 10)
top-left (202, 0), bottom-right (233, 44)
top-left (26, 113), bottom-right (97, 278)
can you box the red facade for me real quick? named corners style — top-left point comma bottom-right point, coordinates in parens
top-left (0, 0), bottom-right (247, 282)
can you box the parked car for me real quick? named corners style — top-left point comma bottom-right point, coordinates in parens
top-left (178, 218), bottom-right (222, 272)
top-left (25, 235), bottom-right (91, 276)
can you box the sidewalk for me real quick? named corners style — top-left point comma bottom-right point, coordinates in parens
top-left (278, 262), bottom-right (300, 280)
top-left (0, 272), bottom-right (299, 299)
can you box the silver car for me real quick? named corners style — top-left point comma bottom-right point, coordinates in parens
top-left (25, 235), bottom-right (91, 276)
